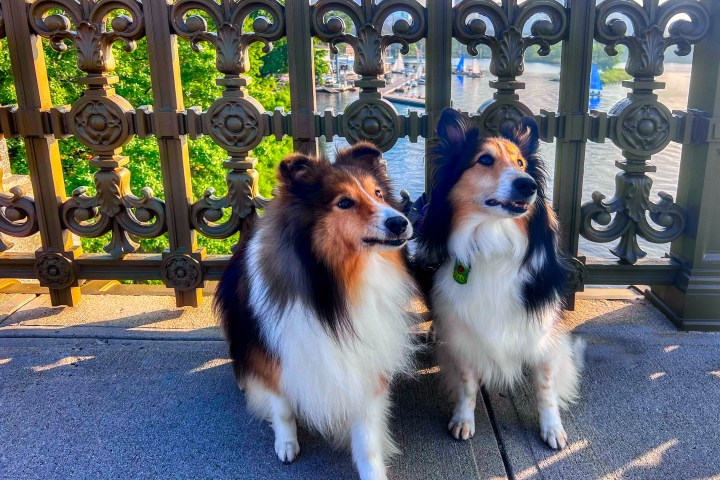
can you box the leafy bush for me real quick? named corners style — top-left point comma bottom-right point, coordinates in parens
top-left (599, 68), bottom-right (632, 85)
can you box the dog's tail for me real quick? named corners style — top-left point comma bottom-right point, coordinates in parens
top-left (556, 335), bottom-right (586, 409)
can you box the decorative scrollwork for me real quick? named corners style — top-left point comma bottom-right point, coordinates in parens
top-left (311, 0), bottom-right (426, 83)
top-left (581, 0), bottom-right (705, 263)
top-left (170, 0), bottom-right (285, 81)
top-left (595, 0), bottom-right (710, 80)
top-left (190, 160), bottom-right (269, 248)
top-left (29, 0), bottom-right (144, 76)
top-left (0, 186), bottom-right (39, 252)
top-left (35, 253), bottom-right (75, 289)
top-left (62, 164), bottom-right (167, 258)
top-left (161, 254), bottom-right (203, 291)
top-left (175, 1), bottom-right (284, 245)
top-left (31, 0), bottom-right (167, 257)
top-left (453, 0), bottom-right (567, 86)
top-left (581, 177), bottom-right (685, 264)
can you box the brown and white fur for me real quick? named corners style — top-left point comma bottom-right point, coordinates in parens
top-left (215, 143), bottom-right (417, 479)
top-left (418, 109), bottom-right (584, 450)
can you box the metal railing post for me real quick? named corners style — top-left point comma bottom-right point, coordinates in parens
top-left (286, 0), bottom-right (318, 157)
top-left (554, 0), bottom-right (596, 304)
top-left (649, 0), bottom-right (720, 331)
top-left (145, 0), bottom-right (203, 307)
top-left (1, 0), bottom-right (81, 306)
top-left (425, 0), bottom-right (453, 194)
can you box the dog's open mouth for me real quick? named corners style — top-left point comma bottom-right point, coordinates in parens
top-left (485, 199), bottom-right (530, 214)
top-left (362, 238), bottom-right (407, 247)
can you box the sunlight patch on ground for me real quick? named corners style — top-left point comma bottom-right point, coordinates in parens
top-left (649, 372), bottom-right (666, 380)
top-left (0, 358), bottom-right (12, 365)
top-left (599, 439), bottom-right (679, 480)
top-left (515, 439), bottom-right (591, 480)
top-left (189, 358), bottom-right (233, 374)
top-left (31, 356), bottom-right (95, 372)
top-left (663, 345), bottom-right (679, 353)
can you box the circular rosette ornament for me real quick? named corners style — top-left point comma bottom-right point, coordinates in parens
top-left (343, 98), bottom-right (399, 151)
top-left (35, 253), bottom-right (75, 289)
top-left (205, 97), bottom-right (265, 155)
top-left (611, 99), bottom-right (672, 156)
top-left (476, 100), bottom-right (533, 137)
top-left (70, 95), bottom-right (133, 153)
top-left (161, 254), bottom-right (203, 291)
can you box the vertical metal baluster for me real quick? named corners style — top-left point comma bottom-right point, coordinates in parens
top-left (1, 0), bottom-right (81, 306)
top-left (650, 0), bottom-right (720, 330)
top-left (425, 0), bottom-right (453, 195)
top-left (554, 0), bottom-right (596, 305)
top-left (145, 0), bottom-right (203, 307)
top-left (286, 0), bottom-right (318, 157)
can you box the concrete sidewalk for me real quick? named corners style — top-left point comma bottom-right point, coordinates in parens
top-left (0, 292), bottom-right (718, 479)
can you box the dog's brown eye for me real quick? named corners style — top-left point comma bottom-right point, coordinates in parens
top-left (375, 189), bottom-right (383, 199)
top-left (337, 198), bottom-right (354, 209)
top-left (518, 159), bottom-right (524, 167)
top-left (477, 155), bottom-right (494, 166)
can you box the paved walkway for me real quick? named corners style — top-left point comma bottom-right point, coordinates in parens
top-left (0, 290), bottom-right (718, 479)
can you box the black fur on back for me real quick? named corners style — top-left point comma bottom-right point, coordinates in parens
top-left (499, 118), bottom-right (572, 314)
top-left (419, 108), bottom-right (571, 316)
top-left (215, 234), bottom-right (270, 380)
top-left (215, 142), bottom-right (399, 369)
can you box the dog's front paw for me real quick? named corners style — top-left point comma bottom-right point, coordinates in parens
top-left (448, 415), bottom-right (475, 441)
top-left (275, 440), bottom-right (300, 464)
top-left (540, 421), bottom-right (567, 450)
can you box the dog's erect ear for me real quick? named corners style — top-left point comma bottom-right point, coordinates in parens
top-left (278, 153), bottom-right (322, 186)
top-left (437, 108), bottom-right (470, 147)
top-left (502, 116), bottom-right (539, 157)
top-left (336, 142), bottom-right (389, 181)
top-left (348, 142), bottom-right (385, 172)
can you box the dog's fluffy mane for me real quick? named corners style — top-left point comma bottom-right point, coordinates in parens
top-left (418, 109), bottom-right (572, 314)
top-left (215, 142), bottom-right (400, 379)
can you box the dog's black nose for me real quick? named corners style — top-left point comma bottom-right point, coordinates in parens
top-left (385, 216), bottom-right (408, 236)
top-left (512, 177), bottom-right (538, 198)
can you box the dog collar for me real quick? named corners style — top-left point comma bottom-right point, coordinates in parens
top-left (452, 259), bottom-right (471, 285)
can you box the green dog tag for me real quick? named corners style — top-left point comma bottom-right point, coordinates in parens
top-left (453, 259), bottom-right (471, 285)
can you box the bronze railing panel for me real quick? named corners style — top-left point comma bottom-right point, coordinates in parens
top-left (0, 0), bottom-right (717, 329)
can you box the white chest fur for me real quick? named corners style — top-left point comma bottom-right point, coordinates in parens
top-left (248, 236), bottom-right (415, 434)
top-left (432, 218), bottom-right (559, 389)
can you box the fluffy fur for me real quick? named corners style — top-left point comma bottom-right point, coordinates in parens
top-left (418, 108), bottom-right (584, 449)
top-left (216, 143), bottom-right (417, 479)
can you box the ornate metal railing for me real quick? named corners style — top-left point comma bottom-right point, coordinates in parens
top-left (0, 0), bottom-right (718, 330)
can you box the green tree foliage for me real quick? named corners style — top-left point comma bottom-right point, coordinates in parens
top-left (0, 37), bottom-right (293, 254)
top-left (260, 38), bottom-right (331, 84)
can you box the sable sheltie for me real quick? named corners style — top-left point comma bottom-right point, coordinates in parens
top-left (215, 143), bottom-right (416, 479)
top-left (418, 108), bottom-right (584, 450)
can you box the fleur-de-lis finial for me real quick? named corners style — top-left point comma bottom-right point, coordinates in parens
top-left (595, 0), bottom-right (709, 81)
top-left (29, 0), bottom-right (144, 79)
top-left (170, 0), bottom-right (285, 86)
top-left (453, 0), bottom-right (567, 89)
top-left (311, 0), bottom-right (425, 86)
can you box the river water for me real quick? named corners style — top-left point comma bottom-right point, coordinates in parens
top-left (317, 61), bottom-right (693, 259)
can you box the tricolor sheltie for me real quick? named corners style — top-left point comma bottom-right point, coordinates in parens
top-left (418, 108), bottom-right (584, 450)
top-left (215, 143), bottom-right (416, 479)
